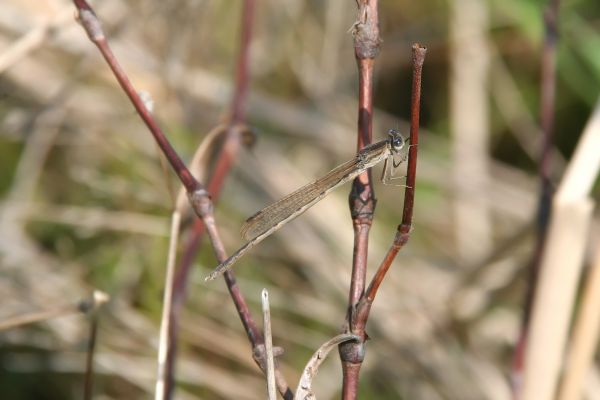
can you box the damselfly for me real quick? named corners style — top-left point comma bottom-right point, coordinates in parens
top-left (205, 129), bottom-right (408, 281)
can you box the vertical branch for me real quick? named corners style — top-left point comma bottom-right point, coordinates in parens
top-left (514, 0), bottom-right (561, 389)
top-left (347, 57), bottom-right (375, 308)
top-left (347, 0), bottom-right (381, 310)
top-left (341, 43), bottom-right (427, 398)
top-left (340, 2), bottom-right (381, 397)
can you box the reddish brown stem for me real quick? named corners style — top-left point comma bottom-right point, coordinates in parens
top-left (340, 2), bottom-right (382, 398)
top-left (198, 197), bottom-right (263, 345)
top-left (399, 45), bottom-right (426, 230)
top-left (356, 43), bottom-right (426, 327)
top-left (347, 57), bottom-right (375, 320)
top-left (171, 0), bottom-right (255, 300)
top-left (163, 0), bottom-right (292, 397)
top-left (341, 362), bottom-right (363, 400)
top-left (73, 0), bottom-right (292, 397)
top-left (342, 44), bottom-right (426, 399)
top-left (230, 0), bottom-right (254, 123)
top-left (72, 0), bottom-right (199, 195)
top-left (346, 0), bottom-right (381, 329)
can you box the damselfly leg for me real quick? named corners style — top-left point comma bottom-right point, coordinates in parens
top-left (381, 142), bottom-right (412, 187)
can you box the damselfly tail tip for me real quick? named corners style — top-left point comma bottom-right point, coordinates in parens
top-left (204, 267), bottom-right (224, 282)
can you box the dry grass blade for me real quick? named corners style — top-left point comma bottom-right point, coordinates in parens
top-left (0, 291), bottom-right (109, 331)
top-left (521, 99), bottom-right (600, 400)
top-left (558, 243), bottom-right (600, 400)
top-left (0, 305), bottom-right (78, 331)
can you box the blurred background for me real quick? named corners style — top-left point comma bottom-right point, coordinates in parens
top-left (0, 0), bottom-right (599, 399)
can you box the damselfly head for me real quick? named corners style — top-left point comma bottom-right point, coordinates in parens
top-left (387, 129), bottom-right (405, 152)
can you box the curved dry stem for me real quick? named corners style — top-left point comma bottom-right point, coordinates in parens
top-left (295, 334), bottom-right (360, 400)
top-left (174, 124), bottom-right (228, 215)
top-left (155, 211), bottom-right (182, 400)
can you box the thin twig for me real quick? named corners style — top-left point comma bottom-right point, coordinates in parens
top-left (199, 199), bottom-right (263, 345)
top-left (515, 0), bottom-right (561, 390)
top-left (161, 125), bottom-right (228, 398)
top-left (155, 128), bottom-right (226, 400)
top-left (71, 0), bottom-right (202, 196)
top-left (81, 291), bottom-right (109, 400)
top-left (230, 0), bottom-right (255, 123)
top-left (69, 3), bottom-right (278, 395)
top-left (355, 43), bottom-right (427, 331)
top-left (83, 314), bottom-right (98, 400)
top-left (262, 289), bottom-right (276, 400)
top-left (72, 0), bottom-right (289, 396)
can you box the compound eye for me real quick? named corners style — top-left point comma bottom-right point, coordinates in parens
top-left (392, 136), bottom-right (404, 150)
